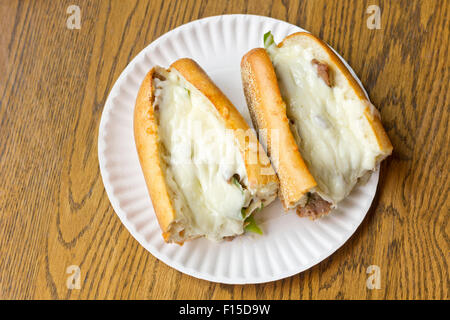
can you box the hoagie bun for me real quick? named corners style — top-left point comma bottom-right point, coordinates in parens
top-left (241, 32), bottom-right (392, 219)
top-left (134, 58), bottom-right (278, 243)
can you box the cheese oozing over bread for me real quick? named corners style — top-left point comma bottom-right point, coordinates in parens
top-left (153, 69), bottom-right (263, 241)
top-left (266, 40), bottom-right (382, 204)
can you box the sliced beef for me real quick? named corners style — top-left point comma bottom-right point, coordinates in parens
top-left (297, 193), bottom-right (332, 219)
top-left (223, 236), bottom-right (236, 241)
top-left (311, 59), bottom-right (333, 87)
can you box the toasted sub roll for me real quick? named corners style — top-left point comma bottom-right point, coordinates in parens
top-left (241, 32), bottom-right (392, 219)
top-left (134, 58), bottom-right (278, 243)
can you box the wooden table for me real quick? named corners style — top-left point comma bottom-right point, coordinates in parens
top-left (0, 0), bottom-right (448, 300)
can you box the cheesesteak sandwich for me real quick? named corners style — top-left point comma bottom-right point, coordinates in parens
top-left (134, 58), bottom-right (278, 243)
top-left (241, 32), bottom-right (392, 219)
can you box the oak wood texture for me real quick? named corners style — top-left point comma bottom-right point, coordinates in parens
top-left (0, 0), bottom-right (448, 300)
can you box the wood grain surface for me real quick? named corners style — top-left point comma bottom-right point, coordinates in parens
top-left (0, 0), bottom-right (448, 300)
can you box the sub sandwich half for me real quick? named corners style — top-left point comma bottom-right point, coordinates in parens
top-left (134, 58), bottom-right (278, 244)
top-left (241, 32), bottom-right (393, 219)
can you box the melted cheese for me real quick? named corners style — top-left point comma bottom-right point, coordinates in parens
top-left (154, 70), bottom-right (254, 241)
top-left (267, 43), bottom-right (380, 204)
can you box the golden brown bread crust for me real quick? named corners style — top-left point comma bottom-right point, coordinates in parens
top-left (241, 48), bottom-right (317, 210)
top-left (279, 32), bottom-right (393, 155)
top-left (133, 68), bottom-right (175, 242)
top-left (134, 58), bottom-right (278, 243)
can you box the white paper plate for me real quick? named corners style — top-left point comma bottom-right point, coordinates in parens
top-left (98, 14), bottom-right (379, 284)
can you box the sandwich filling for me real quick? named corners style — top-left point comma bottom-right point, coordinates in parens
top-left (153, 68), bottom-right (269, 241)
top-left (265, 33), bottom-right (382, 217)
